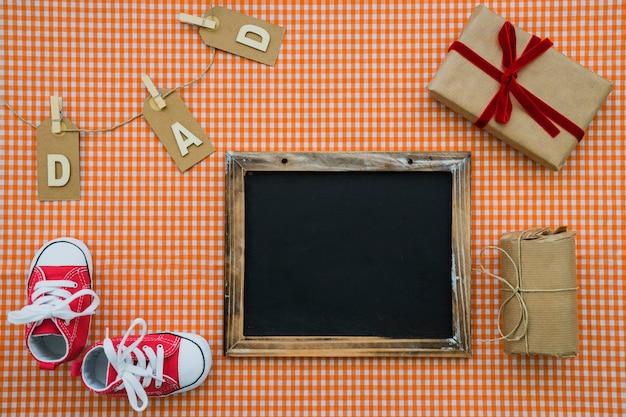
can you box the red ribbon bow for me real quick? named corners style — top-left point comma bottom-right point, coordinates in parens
top-left (449, 22), bottom-right (584, 141)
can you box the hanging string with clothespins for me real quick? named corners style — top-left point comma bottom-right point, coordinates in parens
top-left (1, 3), bottom-right (285, 201)
top-left (1, 5), bottom-right (219, 135)
top-left (1, 4), bottom-right (285, 135)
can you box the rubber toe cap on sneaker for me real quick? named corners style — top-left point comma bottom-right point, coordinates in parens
top-left (177, 333), bottom-right (212, 392)
top-left (34, 238), bottom-right (91, 268)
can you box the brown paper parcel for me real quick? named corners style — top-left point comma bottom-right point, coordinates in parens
top-left (499, 228), bottom-right (578, 357)
top-left (427, 5), bottom-right (613, 171)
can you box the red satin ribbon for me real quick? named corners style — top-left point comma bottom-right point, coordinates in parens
top-left (449, 22), bottom-right (584, 141)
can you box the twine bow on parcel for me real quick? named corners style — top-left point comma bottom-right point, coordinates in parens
top-left (476, 228), bottom-right (578, 354)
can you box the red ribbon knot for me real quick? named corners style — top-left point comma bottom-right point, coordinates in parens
top-left (496, 70), bottom-right (516, 124)
top-left (501, 71), bottom-right (515, 85)
top-left (448, 21), bottom-right (584, 141)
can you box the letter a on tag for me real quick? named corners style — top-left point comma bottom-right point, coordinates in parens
top-left (143, 90), bottom-right (215, 172)
top-left (198, 6), bottom-right (285, 66)
top-left (36, 118), bottom-right (80, 201)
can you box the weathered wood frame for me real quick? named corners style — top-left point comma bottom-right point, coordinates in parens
top-left (224, 151), bottom-right (471, 357)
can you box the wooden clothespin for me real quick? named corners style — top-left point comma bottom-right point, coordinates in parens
top-left (179, 12), bottom-right (217, 30)
top-left (50, 95), bottom-right (63, 134)
top-left (141, 75), bottom-right (166, 110)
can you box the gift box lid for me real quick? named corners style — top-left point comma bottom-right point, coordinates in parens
top-left (428, 5), bottom-right (613, 171)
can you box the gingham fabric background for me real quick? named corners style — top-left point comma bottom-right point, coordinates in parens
top-left (1, 1), bottom-right (623, 416)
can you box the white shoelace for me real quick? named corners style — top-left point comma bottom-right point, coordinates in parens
top-left (7, 278), bottom-right (100, 326)
top-left (103, 318), bottom-right (165, 412)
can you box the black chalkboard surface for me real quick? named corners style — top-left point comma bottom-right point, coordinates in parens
top-left (225, 152), bottom-right (471, 357)
top-left (244, 171), bottom-right (453, 339)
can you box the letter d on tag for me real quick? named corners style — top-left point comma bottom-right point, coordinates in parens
top-left (47, 154), bottom-right (71, 186)
top-left (199, 6), bottom-right (285, 66)
top-left (36, 118), bottom-right (80, 201)
top-left (143, 90), bottom-right (215, 172)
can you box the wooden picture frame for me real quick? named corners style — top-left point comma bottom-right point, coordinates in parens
top-left (224, 152), bottom-right (471, 357)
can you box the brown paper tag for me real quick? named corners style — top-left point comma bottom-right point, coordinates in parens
top-left (143, 89), bottom-right (214, 172)
top-left (199, 6), bottom-right (285, 66)
top-left (36, 118), bottom-right (80, 201)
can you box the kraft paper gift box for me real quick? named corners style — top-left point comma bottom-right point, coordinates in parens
top-left (427, 5), bottom-right (613, 171)
top-left (497, 228), bottom-right (578, 358)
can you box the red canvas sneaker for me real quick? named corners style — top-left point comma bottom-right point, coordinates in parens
top-left (72, 318), bottom-right (212, 412)
top-left (7, 238), bottom-right (99, 370)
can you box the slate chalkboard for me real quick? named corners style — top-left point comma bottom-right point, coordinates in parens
top-left (244, 171), bottom-right (453, 339)
top-left (225, 152), bottom-right (471, 357)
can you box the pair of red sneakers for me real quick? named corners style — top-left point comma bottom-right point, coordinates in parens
top-left (7, 238), bottom-right (212, 412)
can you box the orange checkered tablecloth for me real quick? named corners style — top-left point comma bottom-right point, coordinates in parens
top-left (1, 1), bottom-right (623, 416)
